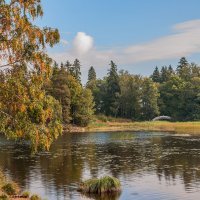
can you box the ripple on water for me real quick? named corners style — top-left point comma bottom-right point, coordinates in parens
top-left (1, 132), bottom-right (200, 200)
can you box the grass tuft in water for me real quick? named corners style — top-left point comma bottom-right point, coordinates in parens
top-left (78, 176), bottom-right (121, 194)
top-left (30, 194), bottom-right (42, 200)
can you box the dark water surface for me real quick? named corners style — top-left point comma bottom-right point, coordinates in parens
top-left (1, 132), bottom-right (200, 200)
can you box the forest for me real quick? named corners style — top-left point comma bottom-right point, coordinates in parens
top-left (1, 0), bottom-right (200, 152)
top-left (48, 56), bottom-right (200, 125)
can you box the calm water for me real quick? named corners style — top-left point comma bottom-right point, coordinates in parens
top-left (1, 132), bottom-right (200, 200)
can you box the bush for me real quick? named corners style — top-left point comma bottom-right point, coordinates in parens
top-left (21, 191), bottom-right (30, 198)
top-left (96, 114), bottom-right (108, 122)
top-left (78, 176), bottom-right (121, 194)
top-left (1, 183), bottom-right (19, 195)
top-left (30, 194), bottom-right (41, 200)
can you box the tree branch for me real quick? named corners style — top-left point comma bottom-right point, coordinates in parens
top-left (0, 60), bottom-right (22, 68)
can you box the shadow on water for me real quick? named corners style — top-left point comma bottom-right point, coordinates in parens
top-left (82, 192), bottom-right (121, 200)
top-left (0, 132), bottom-right (200, 199)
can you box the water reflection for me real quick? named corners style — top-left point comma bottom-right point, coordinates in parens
top-left (0, 132), bottom-right (200, 199)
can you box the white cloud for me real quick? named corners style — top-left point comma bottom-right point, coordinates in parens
top-left (52, 19), bottom-right (200, 68)
top-left (123, 19), bottom-right (200, 64)
top-left (73, 32), bottom-right (94, 55)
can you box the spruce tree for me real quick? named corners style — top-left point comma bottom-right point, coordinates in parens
top-left (160, 66), bottom-right (170, 83)
top-left (176, 57), bottom-right (191, 80)
top-left (48, 66), bottom-right (71, 124)
top-left (151, 66), bottom-right (160, 82)
top-left (87, 66), bottom-right (97, 82)
top-left (73, 59), bottom-right (82, 83)
top-left (105, 61), bottom-right (121, 117)
top-left (65, 60), bottom-right (73, 74)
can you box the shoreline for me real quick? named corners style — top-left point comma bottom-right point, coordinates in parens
top-left (68, 121), bottom-right (200, 134)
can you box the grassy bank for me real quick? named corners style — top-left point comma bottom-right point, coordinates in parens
top-left (86, 121), bottom-right (200, 133)
top-left (67, 115), bottom-right (200, 134)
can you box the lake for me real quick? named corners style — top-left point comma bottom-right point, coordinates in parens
top-left (0, 132), bottom-right (200, 200)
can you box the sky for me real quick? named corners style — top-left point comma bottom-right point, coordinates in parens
top-left (36, 0), bottom-right (200, 83)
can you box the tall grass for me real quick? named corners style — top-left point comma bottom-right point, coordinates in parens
top-left (87, 119), bottom-right (200, 134)
top-left (78, 176), bottom-right (121, 194)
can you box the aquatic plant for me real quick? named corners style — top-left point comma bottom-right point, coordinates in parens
top-left (22, 191), bottom-right (30, 198)
top-left (30, 194), bottom-right (42, 200)
top-left (78, 176), bottom-right (121, 194)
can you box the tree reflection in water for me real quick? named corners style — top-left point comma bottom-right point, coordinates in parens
top-left (0, 132), bottom-right (200, 200)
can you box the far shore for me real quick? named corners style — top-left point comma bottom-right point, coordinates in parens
top-left (68, 121), bottom-right (200, 134)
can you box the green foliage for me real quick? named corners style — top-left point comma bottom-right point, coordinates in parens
top-left (79, 176), bottom-right (121, 194)
top-left (46, 62), bottom-right (95, 127)
top-left (118, 71), bottom-right (142, 120)
top-left (176, 57), bottom-right (190, 80)
top-left (87, 66), bottom-right (97, 83)
top-left (73, 88), bottom-right (95, 126)
top-left (140, 78), bottom-right (160, 120)
top-left (46, 66), bottom-right (71, 124)
top-left (0, 0), bottom-right (62, 152)
top-left (65, 59), bottom-right (82, 83)
top-left (89, 62), bottom-right (160, 121)
top-left (151, 66), bottom-right (160, 83)
top-left (152, 57), bottom-right (200, 121)
top-left (105, 61), bottom-right (121, 117)
top-left (0, 68), bottom-right (63, 152)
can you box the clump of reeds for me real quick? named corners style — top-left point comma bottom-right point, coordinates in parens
top-left (78, 176), bottom-right (121, 194)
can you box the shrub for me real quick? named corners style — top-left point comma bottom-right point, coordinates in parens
top-left (96, 114), bottom-right (108, 122)
top-left (30, 194), bottom-right (41, 200)
top-left (78, 176), bottom-right (121, 194)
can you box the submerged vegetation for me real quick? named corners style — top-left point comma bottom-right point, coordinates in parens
top-left (78, 176), bottom-right (121, 194)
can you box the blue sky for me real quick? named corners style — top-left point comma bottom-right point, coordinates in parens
top-left (37, 0), bottom-right (200, 83)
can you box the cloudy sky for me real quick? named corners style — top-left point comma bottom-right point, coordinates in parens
top-left (37, 0), bottom-right (200, 83)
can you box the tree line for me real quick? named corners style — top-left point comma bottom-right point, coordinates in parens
top-left (86, 57), bottom-right (200, 122)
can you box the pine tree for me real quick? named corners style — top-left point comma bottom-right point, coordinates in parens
top-left (73, 59), bottom-right (82, 83)
top-left (65, 60), bottom-right (73, 74)
top-left (105, 61), bottom-right (121, 117)
top-left (87, 66), bottom-right (96, 82)
top-left (48, 67), bottom-right (71, 124)
top-left (160, 66), bottom-right (171, 82)
top-left (151, 66), bottom-right (160, 82)
top-left (86, 66), bottom-right (97, 92)
top-left (177, 57), bottom-right (188, 71)
top-left (176, 57), bottom-right (191, 80)
top-left (168, 65), bottom-right (174, 75)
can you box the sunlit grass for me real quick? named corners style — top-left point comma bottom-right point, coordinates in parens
top-left (87, 118), bottom-right (200, 134)
top-left (78, 176), bottom-right (121, 194)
